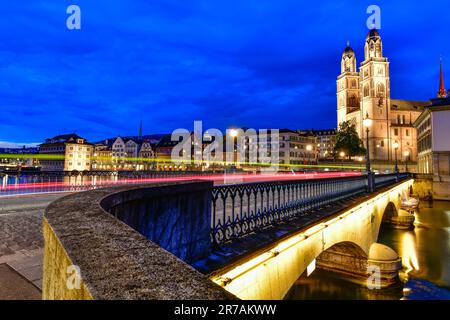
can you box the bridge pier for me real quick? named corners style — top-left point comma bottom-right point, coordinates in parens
top-left (382, 209), bottom-right (415, 229)
top-left (316, 243), bottom-right (402, 288)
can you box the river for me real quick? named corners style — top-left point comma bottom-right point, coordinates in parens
top-left (289, 200), bottom-right (450, 300)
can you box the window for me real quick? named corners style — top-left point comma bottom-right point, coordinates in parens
top-left (364, 85), bottom-right (370, 97)
top-left (394, 129), bottom-right (399, 136)
top-left (406, 129), bottom-right (410, 137)
top-left (376, 83), bottom-right (385, 97)
top-left (380, 141), bottom-right (384, 147)
top-left (402, 115), bottom-right (406, 124)
top-left (349, 95), bottom-right (357, 108)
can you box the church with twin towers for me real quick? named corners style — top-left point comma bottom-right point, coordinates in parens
top-left (337, 29), bottom-right (432, 163)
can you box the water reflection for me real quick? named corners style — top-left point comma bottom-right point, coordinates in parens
top-left (399, 232), bottom-right (419, 274)
top-left (289, 201), bottom-right (450, 300)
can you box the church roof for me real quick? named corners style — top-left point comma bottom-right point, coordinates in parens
top-left (366, 29), bottom-right (380, 40)
top-left (390, 99), bottom-right (430, 111)
top-left (343, 46), bottom-right (354, 54)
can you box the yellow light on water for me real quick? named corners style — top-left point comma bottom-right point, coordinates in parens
top-left (400, 232), bottom-right (419, 273)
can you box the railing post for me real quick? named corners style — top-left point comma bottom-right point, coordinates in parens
top-left (367, 172), bottom-right (374, 193)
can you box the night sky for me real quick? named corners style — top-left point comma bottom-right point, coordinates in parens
top-left (0, 1), bottom-right (449, 146)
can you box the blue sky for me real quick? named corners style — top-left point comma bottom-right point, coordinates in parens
top-left (0, 1), bottom-right (448, 145)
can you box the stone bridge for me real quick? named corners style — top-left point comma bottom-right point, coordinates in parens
top-left (42, 175), bottom-right (414, 300)
top-left (209, 178), bottom-right (413, 299)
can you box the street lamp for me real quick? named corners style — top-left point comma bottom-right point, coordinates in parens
top-left (229, 128), bottom-right (238, 138)
top-left (393, 142), bottom-right (399, 173)
top-left (339, 151), bottom-right (345, 170)
top-left (403, 150), bottom-right (410, 172)
top-left (363, 113), bottom-right (373, 192)
top-left (306, 144), bottom-right (313, 168)
top-left (228, 129), bottom-right (239, 168)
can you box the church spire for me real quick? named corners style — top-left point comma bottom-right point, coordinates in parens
top-left (438, 58), bottom-right (447, 98)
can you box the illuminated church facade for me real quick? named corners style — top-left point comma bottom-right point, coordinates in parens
top-left (337, 29), bottom-right (430, 162)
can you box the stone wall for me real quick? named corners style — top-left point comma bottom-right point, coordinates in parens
top-left (43, 181), bottom-right (234, 300)
top-left (413, 174), bottom-right (450, 200)
top-left (412, 175), bottom-right (433, 199)
top-left (42, 218), bottom-right (93, 300)
top-left (100, 181), bottom-right (212, 264)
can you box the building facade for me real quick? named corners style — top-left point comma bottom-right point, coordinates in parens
top-left (415, 97), bottom-right (450, 175)
top-left (278, 130), bottom-right (317, 168)
top-left (337, 29), bottom-right (428, 162)
top-left (92, 140), bottom-right (113, 170)
top-left (414, 96), bottom-right (450, 200)
top-left (39, 134), bottom-right (93, 172)
top-left (308, 129), bottom-right (336, 160)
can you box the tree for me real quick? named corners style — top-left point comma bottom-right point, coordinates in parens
top-left (333, 121), bottom-right (366, 160)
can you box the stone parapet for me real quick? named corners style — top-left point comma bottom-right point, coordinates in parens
top-left (43, 181), bottom-right (234, 300)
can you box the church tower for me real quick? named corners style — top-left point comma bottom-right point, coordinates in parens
top-left (337, 42), bottom-right (360, 130)
top-left (359, 29), bottom-right (391, 161)
top-left (438, 58), bottom-right (447, 98)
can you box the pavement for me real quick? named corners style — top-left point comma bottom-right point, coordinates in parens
top-left (0, 193), bottom-right (66, 300)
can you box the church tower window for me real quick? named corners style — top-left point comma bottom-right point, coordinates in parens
top-left (363, 85), bottom-right (370, 97)
top-left (376, 83), bottom-right (385, 97)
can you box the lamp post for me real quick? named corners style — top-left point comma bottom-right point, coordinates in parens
top-left (339, 151), bottom-right (345, 170)
top-left (393, 142), bottom-right (399, 173)
top-left (306, 144), bottom-right (312, 166)
top-left (403, 150), bottom-right (410, 172)
top-left (363, 113), bottom-right (373, 192)
top-left (229, 129), bottom-right (239, 170)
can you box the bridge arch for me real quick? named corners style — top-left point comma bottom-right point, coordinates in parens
top-left (319, 241), bottom-right (367, 259)
top-left (313, 241), bottom-right (368, 282)
top-left (380, 201), bottom-right (398, 225)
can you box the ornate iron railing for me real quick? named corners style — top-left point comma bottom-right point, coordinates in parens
top-left (210, 173), bottom-right (412, 245)
top-left (373, 172), bottom-right (410, 189)
top-left (373, 173), bottom-right (397, 188)
top-left (211, 175), bottom-right (368, 245)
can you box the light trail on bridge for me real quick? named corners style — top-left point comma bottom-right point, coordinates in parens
top-left (0, 153), bottom-right (366, 170)
top-left (0, 171), bottom-right (361, 197)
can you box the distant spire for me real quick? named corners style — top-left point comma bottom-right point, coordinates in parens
top-left (347, 40), bottom-right (350, 47)
top-left (139, 119), bottom-right (143, 139)
top-left (438, 57), bottom-right (447, 98)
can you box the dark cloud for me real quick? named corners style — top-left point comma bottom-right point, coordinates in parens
top-left (0, 0), bottom-right (448, 142)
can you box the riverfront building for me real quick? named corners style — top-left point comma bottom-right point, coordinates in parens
top-left (39, 134), bottom-right (93, 171)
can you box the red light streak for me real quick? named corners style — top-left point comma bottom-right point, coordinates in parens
top-left (0, 171), bottom-right (361, 194)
